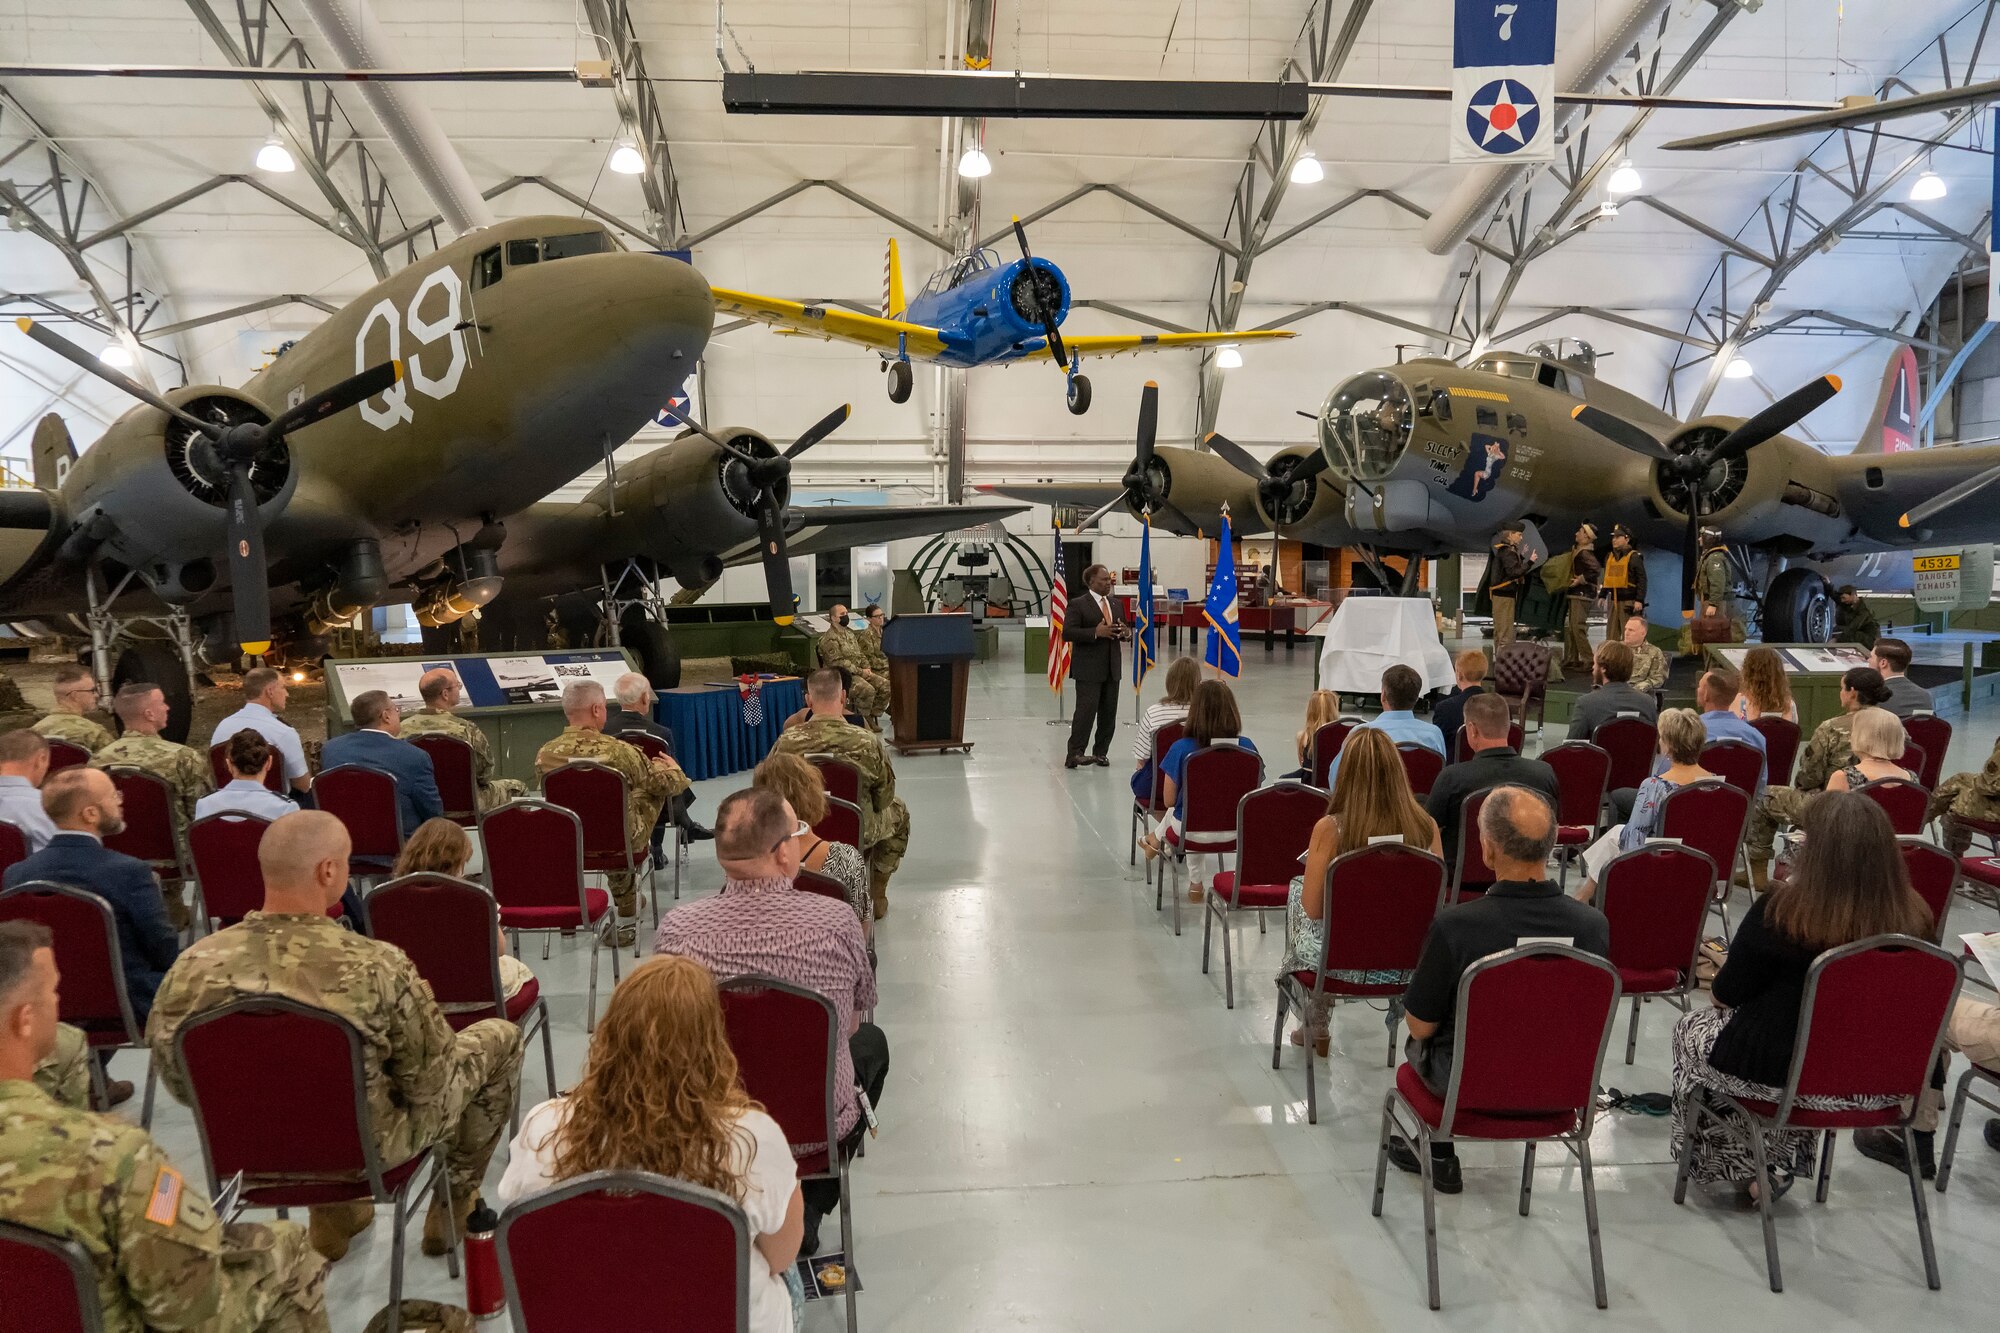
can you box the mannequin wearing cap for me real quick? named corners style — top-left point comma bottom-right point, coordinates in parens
top-left (1488, 521), bottom-right (1535, 655)
top-left (1562, 522), bottom-right (1603, 673)
top-left (1599, 525), bottom-right (1647, 637)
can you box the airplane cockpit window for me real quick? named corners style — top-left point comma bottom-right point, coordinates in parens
top-left (1321, 372), bottom-right (1414, 484)
top-left (1470, 355), bottom-right (1537, 381)
top-left (923, 248), bottom-right (999, 296)
top-left (506, 238), bottom-right (540, 267)
top-left (471, 245), bottom-right (502, 290)
top-left (1536, 363), bottom-right (1572, 393)
top-left (542, 231), bottom-right (612, 260)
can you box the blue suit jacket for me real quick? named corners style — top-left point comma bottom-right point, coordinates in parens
top-left (319, 728), bottom-right (444, 836)
top-left (4, 832), bottom-right (179, 1023)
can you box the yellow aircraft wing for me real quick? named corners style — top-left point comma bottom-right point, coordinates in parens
top-left (710, 288), bottom-right (950, 359)
top-left (1021, 329), bottom-right (1297, 362)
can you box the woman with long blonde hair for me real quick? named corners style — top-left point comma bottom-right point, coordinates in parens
top-left (498, 956), bottom-right (806, 1330)
top-left (1289, 689), bottom-right (1343, 778)
top-left (1282, 728), bottom-right (1441, 1053)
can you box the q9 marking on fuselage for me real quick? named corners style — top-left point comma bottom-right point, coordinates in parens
top-left (356, 266), bottom-right (471, 430)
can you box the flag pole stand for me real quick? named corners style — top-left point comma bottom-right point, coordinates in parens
top-left (1047, 681), bottom-right (1068, 725)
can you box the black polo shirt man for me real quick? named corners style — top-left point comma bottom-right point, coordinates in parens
top-left (1389, 784), bottom-right (1610, 1191)
top-left (1425, 694), bottom-right (1559, 876)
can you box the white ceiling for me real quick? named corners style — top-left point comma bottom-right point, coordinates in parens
top-left (0, 0), bottom-right (1994, 482)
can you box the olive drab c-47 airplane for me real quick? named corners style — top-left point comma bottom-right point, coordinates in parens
top-left (989, 340), bottom-right (2000, 643)
top-left (712, 218), bottom-right (1296, 415)
top-left (1, 213), bottom-right (1022, 739)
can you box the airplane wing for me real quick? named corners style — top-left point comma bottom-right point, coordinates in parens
top-left (972, 481), bottom-right (1128, 511)
top-left (717, 502), bottom-right (1028, 565)
top-left (710, 288), bottom-right (951, 359)
top-left (1019, 329), bottom-right (1297, 362)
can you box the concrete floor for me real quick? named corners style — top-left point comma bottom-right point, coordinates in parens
top-left (113, 629), bottom-right (2000, 1331)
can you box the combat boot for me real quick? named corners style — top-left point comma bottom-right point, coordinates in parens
top-left (308, 1201), bottom-right (375, 1261)
top-left (422, 1187), bottom-right (477, 1256)
top-left (869, 869), bottom-right (890, 921)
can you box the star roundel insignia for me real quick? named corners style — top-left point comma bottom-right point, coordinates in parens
top-left (1465, 79), bottom-right (1541, 155)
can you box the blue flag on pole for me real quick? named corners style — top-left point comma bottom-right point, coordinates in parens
top-left (1203, 509), bottom-right (1243, 678)
top-left (1132, 511), bottom-right (1157, 691)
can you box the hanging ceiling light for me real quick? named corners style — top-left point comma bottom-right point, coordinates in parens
top-left (1910, 168), bottom-right (1947, 202)
top-left (253, 124), bottom-right (294, 174)
top-left (1723, 356), bottom-right (1754, 379)
top-left (1216, 345), bottom-right (1244, 370)
top-left (1289, 148), bottom-right (1324, 185)
top-left (1607, 157), bottom-right (1643, 195)
top-left (99, 340), bottom-right (134, 368)
top-left (608, 137), bottom-right (646, 175)
top-left (957, 145), bottom-right (992, 179)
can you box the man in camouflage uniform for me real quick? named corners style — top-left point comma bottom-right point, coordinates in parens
top-left (0, 920), bottom-right (329, 1332)
top-left (1741, 710), bottom-right (1861, 889)
top-left (816, 604), bottom-right (889, 730)
top-left (1621, 615), bottom-right (1669, 694)
top-left (91, 682), bottom-right (212, 931)
top-left (31, 1019), bottom-right (90, 1108)
top-left (1683, 531), bottom-right (1746, 653)
top-left (859, 604), bottom-right (894, 720)
top-left (33, 661), bottom-right (114, 754)
top-left (147, 812), bottom-right (522, 1265)
top-left (401, 668), bottom-right (524, 812)
top-left (771, 667), bottom-right (911, 919)
top-left (534, 680), bottom-right (689, 945)
top-left (1930, 735), bottom-right (2000, 857)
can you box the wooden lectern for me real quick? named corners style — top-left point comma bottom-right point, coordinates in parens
top-left (882, 613), bottom-right (975, 755)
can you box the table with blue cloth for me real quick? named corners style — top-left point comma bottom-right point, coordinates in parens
top-left (656, 678), bottom-right (804, 782)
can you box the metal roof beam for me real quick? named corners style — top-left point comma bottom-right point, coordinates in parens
top-left (578, 0), bottom-right (683, 246)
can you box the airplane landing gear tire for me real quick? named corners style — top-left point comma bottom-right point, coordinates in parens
top-left (887, 361), bottom-right (913, 404)
top-left (1764, 568), bottom-right (1835, 644)
top-left (113, 642), bottom-right (193, 744)
top-left (620, 609), bottom-right (682, 691)
top-left (1066, 373), bottom-right (1092, 415)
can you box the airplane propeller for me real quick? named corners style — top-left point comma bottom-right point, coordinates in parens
top-left (1203, 429), bottom-right (1334, 526)
top-left (1010, 217), bottom-right (1069, 372)
top-left (1568, 372), bottom-right (1841, 616)
top-left (14, 316), bottom-right (399, 657)
top-left (662, 402), bottom-right (853, 624)
top-left (1077, 382), bottom-right (1197, 534)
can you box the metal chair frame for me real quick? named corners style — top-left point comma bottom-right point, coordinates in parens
top-left (405, 733), bottom-right (480, 827)
top-left (1936, 1059), bottom-right (2000, 1193)
top-left (1159, 744), bottom-right (1265, 937)
top-left (1200, 781), bottom-right (1324, 1008)
top-left (99, 766), bottom-right (200, 927)
top-left (545, 759), bottom-right (663, 949)
top-left (314, 763), bottom-right (405, 883)
top-left (479, 799), bottom-right (622, 1031)
top-left (1131, 721), bottom-right (1186, 885)
top-left (0, 1219), bottom-right (107, 1333)
top-left (185, 811), bottom-right (272, 930)
top-left (1590, 844), bottom-right (1717, 1064)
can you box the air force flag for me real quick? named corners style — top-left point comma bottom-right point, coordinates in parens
top-left (1452, 0), bottom-right (1558, 164)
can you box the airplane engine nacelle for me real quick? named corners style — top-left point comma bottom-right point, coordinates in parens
top-left (1345, 479), bottom-right (1452, 550)
top-left (60, 387), bottom-right (298, 587)
top-left (1651, 426), bottom-right (1846, 552)
top-left (611, 428), bottom-right (786, 567)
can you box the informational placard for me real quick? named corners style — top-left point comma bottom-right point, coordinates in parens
top-left (483, 651), bottom-right (631, 706)
top-left (1451, 0), bottom-right (1558, 163)
top-left (1913, 551), bottom-right (1963, 604)
top-left (329, 659), bottom-right (462, 713)
top-left (1711, 644), bottom-right (1873, 674)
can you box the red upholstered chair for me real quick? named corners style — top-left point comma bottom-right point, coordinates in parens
top-left (1132, 720), bottom-right (1185, 883)
top-left (0, 881), bottom-right (156, 1125)
top-left (44, 738), bottom-right (89, 775)
top-left (1897, 742), bottom-right (1928, 787)
top-left (1594, 844), bottom-right (1715, 1063)
top-left (807, 754), bottom-right (863, 808)
top-left (1658, 779), bottom-right (1749, 928)
top-left (1492, 642), bottom-right (1551, 734)
top-left (1450, 788), bottom-right (1499, 904)
top-left (1373, 945), bottom-right (1622, 1310)
top-left (795, 868), bottom-right (850, 905)
top-left (0, 820), bottom-right (30, 882)
top-left (480, 800), bottom-right (620, 1031)
top-left (1937, 1058), bottom-right (2000, 1193)
top-left (1903, 714), bottom-right (1952, 791)
top-left (100, 766), bottom-right (188, 890)
top-left (1160, 744), bottom-right (1265, 937)
top-left (1275, 843), bottom-right (1447, 1123)
top-left (1541, 742), bottom-right (1610, 886)
top-left (1309, 718), bottom-right (1360, 789)
top-left (1896, 838), bottom-right (1956, 944)
top-left (367, 872), bottom-right (554, 1129)
top-left (1202, 782), bottom-right (1323, 1008)
top-left (406, 734), bottom-right (479, 826)
top-left (497, 1171), bottom-right (751, 1333)
top-left (1858, 777), bottom-right (1930, 837)
top-left (812, 796), bottom-right (863, 853)
top-left (546, 759), bottom-right (662, 941)
top-left (0, 1220), bottom-right (102, 1333)
top-left (1590, 716), bottom-right (1658, 795)
top-left (314, 764), bottom-right (403, 876)
top-left (186, 812), bottom-right (272, 929)
top-left (1397, 743), bottom-right (1446, 797)
top-left (1749, 715), bottom-right (1802, 787)
top-left (1700, 739), bottom-right (1765, 797)
top-left (208, 741), bottom-right (285, 793)
top-left (1672, 936), bottom-right (1961, 1292)
top-left (617, 730), bottom-right (671, 763)
top-left (1453, 720), bottom-right (1523, 763)
top-left (1957, 849), bottom-right (2000, 905)
top-left (174, 997), bottom-right (457, 1325)
top-left (716, 976), bottom-right (861, 1333)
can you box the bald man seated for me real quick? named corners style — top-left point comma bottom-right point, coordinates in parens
top-left (147, 811), bottom-right (524, 1263)
top-left (399, 667), bottom-right (526, 811)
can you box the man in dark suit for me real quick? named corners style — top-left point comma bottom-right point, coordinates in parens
top-left (1063, 563), bottom-right (1129, 769)
top-left (1564, 640), bottom-right (1659, 741)
top-left (4, 767), bottom-right (179, 1034)
top-left (318, 690), bottom-right (443, 836)
top-left (1425, 693), bottom-right (1560, 879)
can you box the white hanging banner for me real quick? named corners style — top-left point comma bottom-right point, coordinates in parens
top-left (1451, 0), bottom-right (1559, 164)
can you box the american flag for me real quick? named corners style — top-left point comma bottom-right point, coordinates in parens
top-left (1047, 527), bottom-right (1072, 693)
